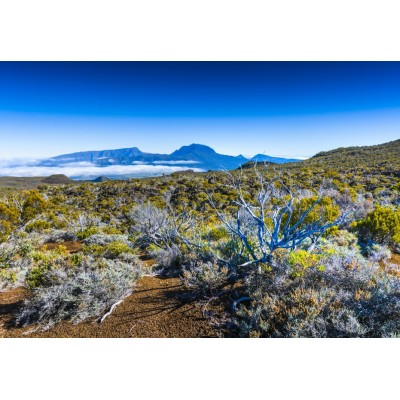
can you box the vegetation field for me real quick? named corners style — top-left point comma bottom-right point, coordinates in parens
top-left (1, 139), bottom-right (400, 337)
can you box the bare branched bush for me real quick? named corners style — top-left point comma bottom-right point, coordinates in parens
top-left (129, 201), bottom-right (197, 249)
top-left (128, 203), bottom-right (178, 249)
top-left (208, 168), bottom-right (351, 271)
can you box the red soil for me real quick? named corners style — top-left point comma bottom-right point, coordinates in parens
top-left (0, 276), bottom-right (220, 338)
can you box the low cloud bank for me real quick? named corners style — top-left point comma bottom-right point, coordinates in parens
top-left (153, 160), bottom-right (201, 165)
top-left (0, 159), bottom-right (204, 179)
top-left (0, 158), bottom-right (42, 168)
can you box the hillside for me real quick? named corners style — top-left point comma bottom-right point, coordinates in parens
top-left (0, 174), bottom-right (78, 189)
top-left (273, 138), bottom-right (400, 192)
top-left (305, 139), bottom-right (400, 171)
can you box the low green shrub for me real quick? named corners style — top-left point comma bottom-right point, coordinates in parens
top-left (103, 241), bottom-right (133, 259)
top-left (25, 219), bottom-right (51, 233)
top-left (355, 205), bottom-right (400, 246)
top-left (76, 226), bottom-right (100, 240)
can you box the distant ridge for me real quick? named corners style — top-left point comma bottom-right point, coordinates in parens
top-left (41, 143), bottom-right (299, 173)
top-left (92, 176), bottom-right (111, 183)
top-left (42, 174), bottom-right (76, 184)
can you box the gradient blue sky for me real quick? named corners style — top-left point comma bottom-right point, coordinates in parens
top-left (0, 62), bottom-right (399, 159)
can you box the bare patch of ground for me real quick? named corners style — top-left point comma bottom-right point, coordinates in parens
top-left (42, 241), bottom-right (83, 254)
top-left (0, 276), bottom-right (221, 338)
top-left (391, 253), bottom-right (400, 266)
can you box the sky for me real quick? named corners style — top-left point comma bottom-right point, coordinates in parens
top-left (0, 62), bottom-right (400, 161)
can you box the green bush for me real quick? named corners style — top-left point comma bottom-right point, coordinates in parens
top-left (101, 226), bottom-right (123, 235)
top-left (26, 265), bottom-right (49, 288)
top-left (207, 225), bottom-right (230, 241)
top-left (76, 226), bottom-right (100, 240)
top-left (25, 219), bottom-right (51, 232)
top-left (355, 205), bottom-right (400, 246)
top-left (0, 202), bottom-right (19, 242)
top-left (103, 242), bottom-right (133, 259)
top-left (21, 190), bottom-right (47, 222)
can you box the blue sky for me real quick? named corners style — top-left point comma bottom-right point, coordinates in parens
top-left (0, 62), bottom-right (399, 159)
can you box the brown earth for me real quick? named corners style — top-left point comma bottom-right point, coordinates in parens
top-left (391, 253), bottom-right (400, 265)
top-left (42, 241), bottom-right (83, 253)
top-left (0, 276), bottom-right (222, 338)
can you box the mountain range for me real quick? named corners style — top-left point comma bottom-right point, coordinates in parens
top-left (41, 143), bottom-right (301, 172)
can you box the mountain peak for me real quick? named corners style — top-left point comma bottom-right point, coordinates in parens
top-left (172, 144), bottom-right (217, 156)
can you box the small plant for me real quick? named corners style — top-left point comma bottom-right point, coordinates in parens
top-left (103, 241), bottom-right (133, 259)
top-left (287, 249), bottom-right (321, 278)
top-left (76, 226), bottom-right (100, 240)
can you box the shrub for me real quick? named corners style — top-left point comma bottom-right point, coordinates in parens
top-left (26, 247), bottom-right (68, 288)
top-left (101, 226), bottom-right (123, 235)
top-left (149, 246), bottom-right (182, 272)
top-left (76, 226), bottom-right (100, 240)
top-left (364, 244), bottom-right (392, 262)
top-left (83, 234), bottom-right (130, 246)
top-left (103, 241), bottom-right (133, 259)
top-left (25, 219), bottom-right (51, 233)
top-left (26, 264), bottom-right (50, 289)
top-left (0, 202), bottom-right (19, 242)
top-left (0, 242), bottom-right (31, 291)
top-left (355, 205), bottom-right (400, 247)
top-left (181, 260), bottom-right (228, 298)
top-left (327, 229), bottom-right (359, 249)
top-left (42, 230), bottom-right (77, 243)
top-left (21, 190), bottom-right (47, 222)
top-left (206, 225), bottom-right (230, 242)
top-left (16, 259), bottom-right (141, 330)
top-left (287, 249), bottom-right (322, 278)
top-left (230, 245), bottom-right (400, 337)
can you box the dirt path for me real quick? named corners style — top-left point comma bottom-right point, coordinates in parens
top-left (0, 276), bottom-right (221, 338)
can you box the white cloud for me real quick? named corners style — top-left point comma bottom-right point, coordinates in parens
top-left (152, 160), bottom-right (201, 165)
top-left (56, 161), bottom-right (95, 167)
top-left (0, 158), bottom-right (42, 168)
top-left (53, 157), bottom-right (75, 162)
top-left (0, 163), bottom-right (204, 179)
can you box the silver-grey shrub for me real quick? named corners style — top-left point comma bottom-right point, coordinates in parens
top-left (181, 260), bottom-right (228, 298)
top-left (231, 245), bottom-right (400, 337)
top-left (83, 234), bottom-right (131, 246)
top-left (16, 258), bottom-right (141, 330)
